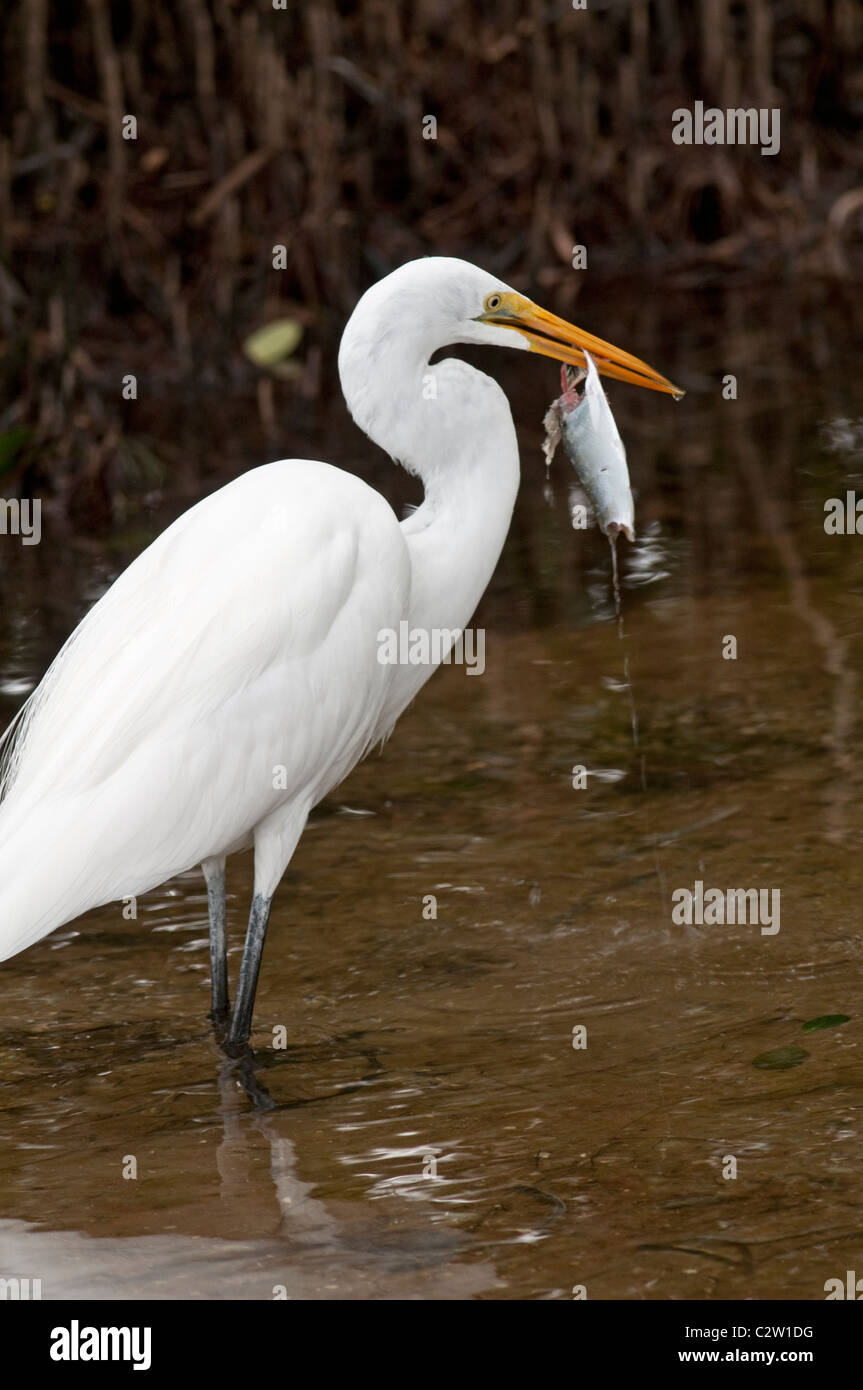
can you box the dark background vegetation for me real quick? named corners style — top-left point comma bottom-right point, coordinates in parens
top-left (1, 0), bottom-right (862, 520)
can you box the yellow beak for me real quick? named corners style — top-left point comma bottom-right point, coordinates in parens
top-left (479, 293), bottom-right (684, 398)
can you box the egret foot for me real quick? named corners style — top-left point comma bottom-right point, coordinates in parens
top-left (220, 1054), bottom-right (276, 1111)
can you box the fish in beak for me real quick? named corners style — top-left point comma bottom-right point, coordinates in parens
top-left (543, 355), bottom-right (635, 542)
top-left (478, 291), bottom-right (684, 398)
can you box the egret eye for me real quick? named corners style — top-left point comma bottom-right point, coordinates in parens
top-left (485, 293), bottom-right (502, 313)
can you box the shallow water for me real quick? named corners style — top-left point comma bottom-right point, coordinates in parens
top-left (1, 284), bottom-right (862, 1300)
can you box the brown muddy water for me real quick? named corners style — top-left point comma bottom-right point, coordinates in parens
top-left (0, 284), bottom-right (862, 1301)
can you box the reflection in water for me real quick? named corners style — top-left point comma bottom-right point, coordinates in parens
top-left (0, 1065), bottom-right (497, 1299)
top-left (0, 284), bottom-right (862, 1299)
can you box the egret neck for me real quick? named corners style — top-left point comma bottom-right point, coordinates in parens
top-left (339, 312), bottom-right (519, 728)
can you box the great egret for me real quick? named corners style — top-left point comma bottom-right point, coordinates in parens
top-left (0, 257), bottom-right (679, 1053)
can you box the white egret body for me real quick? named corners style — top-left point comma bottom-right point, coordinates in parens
top-left (0, 258), bottom-right (678, 1050)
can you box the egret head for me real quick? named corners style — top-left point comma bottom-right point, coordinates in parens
top-left (341, 257), bottom-right (682, 399)
top-left (338, 258), bottom-right (682, 471)
top-left (458, 266), bottom-right (682, 397)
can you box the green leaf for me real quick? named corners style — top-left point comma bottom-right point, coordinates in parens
top-left (752, 1046), bottom-right (809, 1070)
top-left (802, 1014), bottom-right (850, 1033)
top-left (243, 319), bottom-right (303, 370)
top-left (0, 427), bottom-right (32, 478)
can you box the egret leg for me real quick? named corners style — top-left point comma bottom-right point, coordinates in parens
top-left (202, 856), bottom-right (229, 1022)
top-left (224, 892), bottom-right (272, 1055)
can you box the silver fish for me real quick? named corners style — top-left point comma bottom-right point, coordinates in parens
top-left (542, 351), bottom-right (635, 542)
